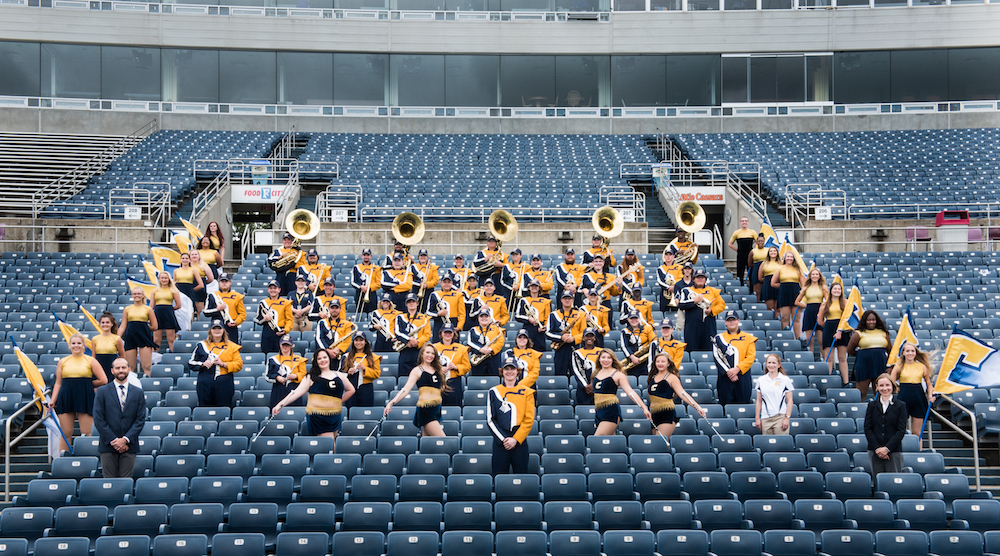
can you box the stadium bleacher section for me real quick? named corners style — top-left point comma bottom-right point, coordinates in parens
top-left (1, 245), bottom-right (999, 554)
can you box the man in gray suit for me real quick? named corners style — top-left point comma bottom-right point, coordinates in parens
top-left (92, 358), bottom-right (146, 478)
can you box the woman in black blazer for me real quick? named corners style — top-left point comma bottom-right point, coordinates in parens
top-left (864, 373), bottom-right (908, 477)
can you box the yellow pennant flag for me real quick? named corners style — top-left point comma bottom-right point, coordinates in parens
top-left (150, 243), bottom-right (181, 269)
top-left (127, 279), bottom-right (156, 301)
top-left (56, 319), bottom-right (93, 353)
top-left (142, 260), bottom-right (161, 285)
top-left (15, 346), bottom-right (49, 411)
top-left (174, 233), bottom-right (193, 255)
top-left (837, 282), bottom-right (864, 332)
top-left (180, 218), bottom-right (204, 243)
top-left (72, 297), bottom-right (101, 333)
top-left (886, 307), bottom-right (919, 368)
top-left (778, 237), bottom-right (809, 276)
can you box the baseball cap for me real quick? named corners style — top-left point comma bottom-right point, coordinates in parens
top-left (627, 310), bottom-right (641, 320)
top-left (725, 310), bottom-right (740, 321)
top-left (280, 335), bottom-right (293, 345)
top-left (592, 254), bottom-right (604, 260)
top-left (295, 275), bottom-right (307, 282)
top-left (588, 289), bottom-right (598, 296)
top-left (683, 262), bottom-right (694, 269)
top-left (329, 298), bottom-right (341, 307)
top-left (487, 236), bottom-right (497, 242)
top-left (441, 323), bottom-right (456, 333)
top-left (441, 273), bottom-right (453, 282)
top-left (405, 293), bottom-right (418, 302)
top-left (418, 249), bottom-right (428, 256)
top-left (483, 278), bottom-right (495, 286)
top-left (353, 331), bottom-right (368, 340)
top-left (380, 293), bottom-right (392, 302)
top-left (267, 280), bottom-right (279, 288)
top-left (592, 235), bottom-right (602, 241)
top-left (625, 248), bottom-right (636, 255)
top-left (632, 285), bottom-right (642, 292)
top-left (583, 327), bottom-right (597, 337)
top-left (516, 329), bottom-right (529, 337)
top-left (307, 248), bottom-right (318, 257)
top-left (565, 248), bottom-right (575, 254)
top-left (660, 318), bottom-right (675, 329)
top-left (210, 319), bottom-right (224, 329)
top-left (694, 269), bottom-right (707, 278)
top-left (511, 248), bottom-right (522, 255)
top-left (528, 280), bottom-right (541, 288)
top-left (531, 253), bottom-right (541, 260)
top-left (454, 254), bottom-right (464, 260)
top-left (282, 232), bottom-right (293, 240)
top-left (665, 246), bottom-right (678, 256)
top-left (324, 277), bottom-right (335, 286)
top-left (217, 273), bottom-right (231, 282)
top-left (501, 357), bottom-right (518, 369)
top-left (362, 248), bottom-right (372, 255)
top-left (392, 253), bottom-right (403, 260)
top-left (561, 291), bottom-right (573, 298)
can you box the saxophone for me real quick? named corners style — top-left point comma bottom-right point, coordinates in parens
top-left (470, 328), bottom-right (505, 366)
top-left (621, 342), bottom-right (652, 373)
top-left (551, 311), bottom-right (585, 350)
top-left (393, 318), bottom-right (429, 352)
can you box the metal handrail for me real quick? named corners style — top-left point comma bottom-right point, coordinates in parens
top-left (848, 201), bottom-right (1000, 221)
top-left (189, 161), bottom-right (235, 222)
top-left (785, 184), bottom-right (848, 228)
top-left (108, 182), bottom-right (172, 227)
top-left (5, 396), bottom-right (48, 502)
top-left (711, 224), bottom-right (723, 259)
top-left (927, 393), bottom-right (981, 492)
top-left (317, 184), bottom-right (363, 222)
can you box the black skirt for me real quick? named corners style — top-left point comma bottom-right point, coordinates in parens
top-left (176, 282), bottom-right (196, 303)
top-left (822, 321), bottom-right (850, 350)
top-left (122, 321), bottom-right (157, 350)
top-left (777, 283), bottom-right (801, 308)
top-left (154, 305), bottom-right (180, 331)
top-left (414, 404), bottom-right (442, 427)
top-left (802, 303), bottom-right (821, 333)
top-left (55, 377), bottom-right (96, 415)
top-left (761, 275), bottom-right (778, 301)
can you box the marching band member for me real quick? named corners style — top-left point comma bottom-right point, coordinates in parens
top-left (203, 273), bottom-right (245, 344)
top-left (462, 275), bottom-right (482, 332)
top-left (524, 253), bottom-right (554, 298)
top-left (468, 311), bottom-right (505, 377)
top-left (473, 235), bottom-right (507, 279)
top-left (500, 249), bottom-right (528, 307)
top-left (297, 248), bottom-right (330, 295)
top-left (648, 352), bottom-right (707, 439)
top-left (369, 293), bottom-right (400, 352)
top-left (203, 221), bottom-right (226, 264)
top-left (189, 319), bottom-right (243, 408)
top-left (770, 251), bottom-right (805, 337)
top-left (847, 310), bottom-right (891, 400)
top-left (450, 254), bottom-right (473, 293)
top-left (728, 217), bottom-right (757, 287)
top-left (621, 310), bottom-right (655, 377)
top-left (266, 335), bottom-right (307, 409)
top-left (581, 254), bottom-right (620, 323)
top-left (652, 318), bottom-right (686, 370)
top-left (351, 248), bottom-right (382, 315)
top-left (92, 312), bottom-right (125, 383)
top-left (256, 280), bottom-right (292, 354)
top-left (273, 348), bottom-right (354, 441)
top-left (478, 279), bottom-right (510, 328)
top-left (514, 280), bottom-right (552, 352)
top-left (434, 323), bottom-right (471, 406)
top-left (547, 291), bottom-right (586, 379)
top-left (819, 278), bottom-right (851, 385)
top-left (382, 253), bottom-right (414, 311)
top-left (488, 357), bottom-right (536, 475)
top-left (342, 331), bottom-right (381, 408)
top-left (50, 332), bottom-right (107, 453)
top-left (620, 285), bottom-right (653, 329)
top-left (572, 329), bottom-right (601, 404)
top-left (583, 234), bottom-right (616, 272)
top-left (794, 267), bottom-right (828, 351)
top-left (316, 298), bottom-right (354, 357)
top-left (758, 246), bottom-right (781, 315)
top-left (668, 227), bottom-right (698, 264)
top-left (395, 293), bottom-right (432, 376)
top-left (121, 287), bottom-right (158, 375)
top-left (427, 272), bottom-right (466, 343)
top-left (385, 344), bottom-right (447, 437)
top-left (188, 250), bottom-right (214, 316)
top-left (289, 275), bottom-right (315, 333)
top-left (382, 240), bottom-right (407, 268)
top-left (582, 290), bottom-right (611, 349)
top-left (310, 277), bottom-right (348, 322)
top-left (716, 310), bottom-right (757, 407)
top-left (618, 248), bottom-right (644, 292)
top-left (151, 271), bottom-right (181, 353)
top-left (554, 248), bottom-right (585, 306)
top-left (677, 269), bottom-right (726, 352)
top-left (411, 248), bottom-right (439, 313)
top-left (749, 234), bottom-right (769, 302)
top-left (503, 329), bottom-right (541, 388)
top-left (173, 253), bottom-right (203, 321)
top-left (592, 348), bottom-right (652, 436)
top-left (197, 235), bottom-right (222, 282)
top-left (268, 232), bottom-right (304, 296)
top-left (673, 262), bottom-right (695, 337)
top-left (656, 246), bottom-right (683, 314)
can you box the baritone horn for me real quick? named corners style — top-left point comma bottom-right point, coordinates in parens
top-left (592, 206), bottom-right (625, 248)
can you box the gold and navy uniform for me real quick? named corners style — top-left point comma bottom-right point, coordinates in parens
top-left (524, 268), bottom-right (554, 297)
top-left (427, 289), bottom-right (466, 342)
top-left (581, 270), bottom-right (619, 303)
top-left (554, 263), bottom-right (585, 303)
top-left (317, 317), bottom-right (354, 354)
top-left (189, 339), bottom-right (244, 408)
top-left (715, 330), bottom-right (757, 406)
top-left (514, 296), bottom-right (552, 353)
top-left (395, 312), bottom-right (432, 376)
top-left (256, 297), bottom-right (292, 353)
top-left (468, 323), bottom-right (505, 376)
top-left (479, 293), bottom-right (510, 327)
top-left (435, 340), bottom-right (471, 406)
top-left (583, 247), bottom-right (616, 269)
top-left (473, 249), bottom-right (507, 278)
top-left (351, 261), bottom-right (383, 313)
top-left (677, 285), bottom-right (726, 352)
top-left (653, 337), bottom-right (686, 369)
top-left (266, 352), bottom-right (308, 408)
top-left (298, 262), bottom-right (331, 293)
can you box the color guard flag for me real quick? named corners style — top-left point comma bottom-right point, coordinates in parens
top-left (127, 279), bottom-right (156, 301)
top-left (778, 234), bottom-right (809, 275)
top-left (149, 241), bottom-right (181, 270)
top-left (180, 217), bottom-right (204, 243)
top-left (142, 260), bottom-right (161, 284)
top-left (12, 340), bottom-right (48, 411)
top-left (71, 296), bottom-right (101, 333)
top-left (759, 216), bottom-right (780, 250)
top-left (173, 233), bottom-right (193, 255)
top-left (837, 279), bottom-right (864, 332)
top-left (53, 312), bottom-right (93, 355)
top-left (886, 306), bottom-right (918, 367)
top-left (934, 328), bottom-right (1000, 394)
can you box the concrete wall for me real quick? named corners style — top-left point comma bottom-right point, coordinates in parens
top-left (796, 219), bottom-right (992, 254)
top-left (0, 218), bottom-right (164, 253)
top-left (4, 108), bottom-right (1000, 135)
top-left (3, 5), bottom-right (999, 54)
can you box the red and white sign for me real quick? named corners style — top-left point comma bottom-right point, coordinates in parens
top-left (232, 184), bottom-right (287, 204)
top-left (675, 186), bottom-right (726, 206)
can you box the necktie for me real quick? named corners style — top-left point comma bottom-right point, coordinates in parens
top-left (119, 385), bottom-right (127, 411)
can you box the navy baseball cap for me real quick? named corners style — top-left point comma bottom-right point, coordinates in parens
top-left (625, 248), bottom-right (636, 255)
top-left (583, 327), bottom-right (597, 336)
top-left (307, 248), bottom-right (318, 257)
top-left (565, 248), bottom-right (575, 254)
top-left (418, 249), bottom-right (428, 256)
top-left (683, 262), bottom-right (694, 269)
top-left (531, 254), bottom-right (541, 260)
top-left (516, 329), bottom-right (529, 337)
top-left (660, 318), bottom-right (675, 329)
top-left (267, 280), bottom-right (279, 288)
top-left (210, 319), bottom-right (224, 328)
top-left (282, 232), bottom-right (293, 240)
top-left (405, 293), bottom-right (418, 302)
top-left (380, 293), bottom-right (392, 301)
top-left (392, 253), bottom-right (403, 260)
top-left (694, 269), bottom-right (707, 278)
top-left (362, 248), bottom-right (372, 255)
top-left (295, 275), bottom-right (307, 282)
top-left (353, 331), bottom-right (368, 340)
top-left (441, 323), bottom-right (456, 333)
top-left (441, 273), bottom-right (453, 282)
top-left (627, 310), bottom-right (641, 320)
top-left (511, 248), bottom-right (522, 255)
top-left (324, 277), bottom-right (335, 286)
top-left (501, 357), bottom-right (518, 369)
top-left (487, 236), bottom-right (497, 243)
top-left (592, 254), bottom-right (604, 260)
top-left (217, 273), bottom-right (231, 282)
top-left (561, 291), bottom-right (574, 298)
top-left (329, 298), bottom-right (341, 307)
top-left (592, 235), bottom-right (602, 241)
top-left (632, 285), bottom-right (642, 292)
top-left (725, 310), bottom-right (740, 321)
top-left (280, 335), bottom-right (293, 345)
top-left (483, 278), bottom-right (495, 286)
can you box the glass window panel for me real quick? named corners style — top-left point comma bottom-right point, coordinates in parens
top-left (396, 0), bottom-right (446, 9)
top-left (0, 41), bottom-right (40, 97)
top-left (836, 0), bottom-right (867, 6)
top-left (41, 43), bottom-right (100, 99)
top-left (666, 54), bottom-right (721, 106)
top-left (445, 0), bottom-right (488, 9)
top-left (616, 0), bottom-right (645, 10)
top-left (725, 0), bottom-right (755, 9)
top-left (277, 0), bottom-right (332, 7)
top-left (555, 0), bottom-right (600, 11)
top-left (277, 52), bottom-right (332, 105)
top-left (834, 51), bottom-right (889, 104)
top-left (555, 55), bottom-right (607, 107)
top-left (501, 56), bottom-right (555, 107)
top-left (392, 55), bottom-right (444, 106)
top-left (761, 0), bottom-right (790, 8)
top-left (891, 49), bottom-right (947, 102)
top-left (162, 49), bottom-right (219, 103)
top-left (775, 56), bottom-right (804, 102)
top-left (873, 0), bottom-right (904, 6)
top-left (219, 50), bottom-right (276, 104)
top-left (689, 0), bottom-right (720, 9)
top-left (102, 46), bottom-right (160, 101)
top-left (722, 57), bottom-right (748, 103)
top-left (334, 53), bottom-right (387, 106)
top-left (612, 56), bottom-right (666, 107)
top-left (501, 0), bottom-right (552, 9)
top-left (749, 57), bottom-right (776, 103)
top-left (337, 0), bottom-right (386, 8)
top-left (445, 55), bottom-right (498, 107)
top-left (806, 55), bottom-right (832, 102)
top-left (950, 47), bottom-right (1000, 101)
